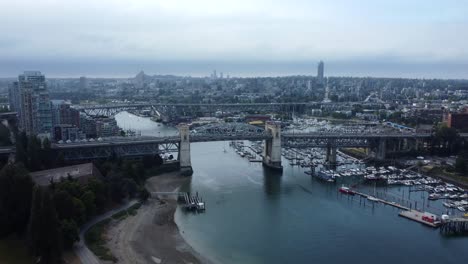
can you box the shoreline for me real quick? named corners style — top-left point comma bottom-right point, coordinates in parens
top-left (105, 171), bottom-right (212, 264)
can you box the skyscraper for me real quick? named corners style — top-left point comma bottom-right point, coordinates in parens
top-left (317, 61), bottom-right (324, 84)
top-left (12, 71), bottom-right (52, 135)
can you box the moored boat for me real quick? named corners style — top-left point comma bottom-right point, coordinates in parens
top-left (339, 186), bottom-right (356, 195)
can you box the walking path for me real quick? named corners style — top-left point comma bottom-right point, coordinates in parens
top-left (74, 200), bottom-right (139, 264)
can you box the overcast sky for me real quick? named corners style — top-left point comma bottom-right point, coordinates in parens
top-left (1, 0), bottom-right (468, 78)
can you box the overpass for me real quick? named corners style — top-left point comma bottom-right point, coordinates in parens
top-left (49, 122), bottom-right (457, 174)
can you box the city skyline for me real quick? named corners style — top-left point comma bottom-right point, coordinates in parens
top-left (1, 60), bottom-right (468, 80)
top-left (1, 0), bottom-right (468, 79)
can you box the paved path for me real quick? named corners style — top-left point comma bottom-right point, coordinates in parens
top-left (74, 200), bottom-right (139, 264)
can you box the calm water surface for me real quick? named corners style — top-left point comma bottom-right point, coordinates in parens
top-left (116, 112), bottom-right (468, 264)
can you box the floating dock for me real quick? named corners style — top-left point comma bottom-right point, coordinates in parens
top-left (353, 190), bottom-right (410, 211)
top-left (179, 192), bottom-right (206, 212)
top-left (398, 210), bottom-right (441, 228)
top-left (350, 190), bottom-right (442, 227)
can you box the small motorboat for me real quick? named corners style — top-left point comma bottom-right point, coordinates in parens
top-left (339, 186), bottom-right (356, 195)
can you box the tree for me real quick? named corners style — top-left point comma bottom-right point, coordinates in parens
top-left (142, 155), bottom-right (153, 168)
top-left (0, 123), bottom-right (11, 146)
top-left (28, 186), bottom-right (43, 256)
top-left (53, 190), bottom-right (75, 220)
top-left (139, 187), bottom-right (150, 202)
top-left (27, 136), bottom-right (42, 171)
top-left (15, 131), bottom-right (28, 165)
top-left (455, 156), bottom-right (467, 175)
top-left (28, 187), bottom-right (62, 264)
top-left (71, 197), bottom-right (86, 225)
top-left (0, 164), bottom-right (33, 237)
top-left (80, 190), bottom-right (97, 218)
top-left (41, 138), bottom-right (53, 169)
top-left (432, 124), bottom-right (460, 156)
top-left (86, 178), bottom-right (109, 212)
top-left (121, 178), bottom-right (138, 198)
top-left (154, 154), bottom-right (163, 166)
top-left (108, 171), bottom-right (125, 203)
top-left (60, 219), bottom-right (79, 249)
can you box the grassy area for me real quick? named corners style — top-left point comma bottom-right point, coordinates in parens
top-left (0, 237), bottom-right (33, 264)
top-left (85, 202), bottom-right (142, 263)
top-left (428, 166), bottom-right (468, 187)
top-left (341, 148), bottom-right (368, 159)
top-left (111, 210), bottom-right (129, 221)
top-left (84, 219), bottom-right (117, 263)
top-left (127, 203), bottom-right (142, 216)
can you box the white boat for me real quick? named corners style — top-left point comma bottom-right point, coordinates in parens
top-left (367, 196), bottom-right (379, 202)
top-left (457, 207), bottom-right (466, 212)
top-left (443, 202), bottom-right (453, 208)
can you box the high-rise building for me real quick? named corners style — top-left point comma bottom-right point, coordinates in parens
top-left (323, 79), bottom-right (331, 103)
top-left (317, 61), bottom-right (324, 84)
top-left (8, 82), bottom-right (21, 112)
top-left (11, 71), bottom-right (52, 135)
top-left (51, 100), bottom-right (80, 127)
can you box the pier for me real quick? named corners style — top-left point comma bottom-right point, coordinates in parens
top-left (440, 218), bottom-right (468, 235)
top-left (398, 210), bottom-right (441, 228)
top-left (179, 192), bottom-right (206, 211)
top-left (353, 190), bottom-right (410, 211)
top-left (344, 189), bottom-right (447, 228)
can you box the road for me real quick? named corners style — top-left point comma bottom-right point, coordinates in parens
top-left (74, 200), bottom-right (139, 264)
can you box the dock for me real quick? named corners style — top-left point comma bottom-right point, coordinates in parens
top-left (353, 190), bottom-right (410, 211)
top-left (440, 218), bottom-right (468, 235)
top-left (398, 210), bottom-right (441, 228)
top-left (178, 192), bottom-right (206, 212)
top-left (344, 189), bottom-right (445, 228)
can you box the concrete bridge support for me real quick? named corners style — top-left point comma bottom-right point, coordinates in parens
top-left (178, 124), bottom-right (193, 175)
top-left (325, 145), bottom-right (337, 164)
top-left (376, 139), bottom-right (387, 160)
top-left (263, 122), bottom-right (283, 170)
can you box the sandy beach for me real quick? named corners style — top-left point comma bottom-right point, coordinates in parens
top-left (105, 172), bottom-right (210, 264)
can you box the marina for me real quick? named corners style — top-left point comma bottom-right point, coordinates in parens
top-left (114, 113), bottom-right (468, 264)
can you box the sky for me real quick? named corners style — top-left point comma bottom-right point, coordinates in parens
top-left (0, 0), bottom-right (468, 78)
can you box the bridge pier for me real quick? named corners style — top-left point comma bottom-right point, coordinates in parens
top-left (178, 124), bottom-right (193, 176)
top-left (376, 139), bottom-right (386, 160)
top-left (263, 122), bottom-right (283, 170)
top-left (325, 145), bottom-right (337, 165)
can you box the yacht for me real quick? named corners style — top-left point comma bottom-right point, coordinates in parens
top-left (428, 193), bottom-right (441, 200)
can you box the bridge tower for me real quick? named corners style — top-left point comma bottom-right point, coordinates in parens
top-left (263, 122), bottom-right (283, 170)
top-left (178, 124), bottom-right (193, 175)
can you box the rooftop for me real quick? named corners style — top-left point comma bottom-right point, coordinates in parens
top-left (29, 163), bottom-right (96, 186)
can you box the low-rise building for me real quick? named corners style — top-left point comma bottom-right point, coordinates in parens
top-left (29, 163), bottom-right (102, 186)
top-left (447, 108), bottom-right (468, 131)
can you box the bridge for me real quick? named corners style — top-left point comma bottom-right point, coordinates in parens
top-left (48, 122), bottom-right (458, 174)
top-left (74, 101), bottom-right (384, 121)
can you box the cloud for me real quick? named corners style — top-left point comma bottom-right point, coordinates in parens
top-left (0, 0), bottom-right (467, 75)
